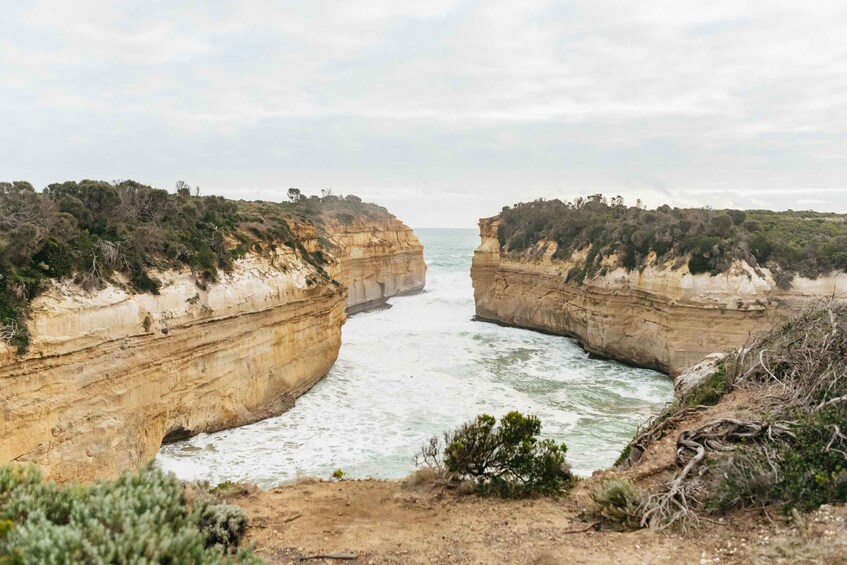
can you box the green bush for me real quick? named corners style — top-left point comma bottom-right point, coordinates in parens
top-left (495, 195), bottom-right (847, 283)
top-left (195, 497), bottom-right (249, 552)
top-left (0, 179), bottom-right (386, 352)
top-left (709, 405), bottom-right (847, 515)
top-left (590, 478), bottom-right (644, 530)
top-left (0, 465), bottom-right (258, 564)
top-left (425, 411), bottom-right (574, 498)
top-left (679, 363), bottom-right (731, 408)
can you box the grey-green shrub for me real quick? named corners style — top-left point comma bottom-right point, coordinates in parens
top-left (0, 465), bottom-right (258, 564)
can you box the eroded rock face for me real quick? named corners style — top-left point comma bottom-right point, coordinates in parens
top-left (471, 217), bottom-right (847, 376)
top-left (0, 214), bottom-right (426, 482)
top-left (324, 216), bottom-right (427, 313)
top-left (0, 251), bottom-right (345, 482)
top-left (675, 353), bottom-right (726, 395)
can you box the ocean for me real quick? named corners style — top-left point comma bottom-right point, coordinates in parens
top-left (157, 228), bottom-right (672, 486)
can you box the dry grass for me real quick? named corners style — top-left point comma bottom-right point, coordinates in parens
top-left (633, 301), bottom-right (847, 531)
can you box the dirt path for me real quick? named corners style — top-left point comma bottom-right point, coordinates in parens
top-left (224, 476), bottom-right (847, 564)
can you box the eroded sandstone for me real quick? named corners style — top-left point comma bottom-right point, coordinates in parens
top-left (0, 214), bottom-right (425, 482)
top-left (471, 217), bottom-right (847, 376)
top-left (324, 216), bottom-right (426, 313)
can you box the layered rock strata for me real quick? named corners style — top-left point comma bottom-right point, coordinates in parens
top-left (1, 214), bottom-right (425, 482)
top-left (0, 251), bottom-right (344, 482)
top-left (324, 216), bottom-right (426, 313)
top-left (471, 217), bottom-right (847, 376)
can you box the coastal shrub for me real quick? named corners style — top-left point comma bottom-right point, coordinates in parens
top-left (0, 465), bottom-right (258, 564)
top-left (590, 478), bottom-right (644, 530)
top-left (0, 179), bottom-right (387, 351)
top-left (195, 496), bottom-right (249, 551)
top-left (418, 411), bottom-right (574, 498)
top-left (628, 302), bottom-right (847, 530)
top-left (209, 481), bottom-right (257, 499)
top-left (495, 195), bottom-right (847, 283)
top-left (708, 404), bottom-right (847, 515)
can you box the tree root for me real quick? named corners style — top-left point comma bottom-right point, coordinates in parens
top-left (620, 406), bottom-right (708, 468)
top-left (641, 419), bottom-right (795, 531)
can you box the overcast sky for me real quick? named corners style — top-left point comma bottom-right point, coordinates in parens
top-left (2, 1), bottom-right (846, 227)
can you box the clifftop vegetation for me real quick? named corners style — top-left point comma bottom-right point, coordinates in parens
top-left (0, 179), bottom-right (387, 352)
top-left (607, 302), bottom-right (847, 532)
top-left (496, 194), bottom-right (847, 283)
top-left (0, 465), bottom-right (257, 563)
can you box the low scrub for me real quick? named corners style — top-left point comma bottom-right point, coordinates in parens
top-left (416, 411), bottom-right (574, 498)
top-left (620, 302), bottom-right (847, 531)
top-left (0, 180), bottom-right (383, 352)
top-left (590, 478), bottom-right (644, 530)
top-left (0, 465), bottom-right (257, 563)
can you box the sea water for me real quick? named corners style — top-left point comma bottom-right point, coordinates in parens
top-left (157, 228), bottom-right (672, 487)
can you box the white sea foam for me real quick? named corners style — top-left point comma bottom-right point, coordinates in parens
top-left (157, 228), bottom-right (673, 487)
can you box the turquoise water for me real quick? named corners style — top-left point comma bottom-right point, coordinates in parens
top-left (157, 228), bottom-right (672, 487)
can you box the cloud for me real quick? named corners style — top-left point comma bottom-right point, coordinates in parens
top-left (1, 0), bottom-right (846, 227)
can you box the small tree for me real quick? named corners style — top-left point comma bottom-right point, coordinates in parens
top-left (287, 188), bottom-right (301, 202)
top-left (175, 181), bottom-right (192, 197)
top-left (418, 411), bottom-right (574, 497)
top-left (709, 214), bottom-right (733, 237)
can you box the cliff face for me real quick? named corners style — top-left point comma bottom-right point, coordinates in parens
top-left (471, 217), bottom-right (847, 376)
top-left (323, 216), bottom-right (427, 313)
top-left (0, 250), bottom-right (345, 482)
top-left (0, 215), bottom-right (425, 482)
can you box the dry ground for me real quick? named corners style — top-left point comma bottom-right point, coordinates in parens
top-left (225, 476), bottom-right (846, 564)
top-left (221, 389), bottom-right (847, 564)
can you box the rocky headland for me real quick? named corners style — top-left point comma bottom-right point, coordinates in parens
top-left (471, 200), bottom-right (847, 376)
top-left (0, 182), bottom-right (425, 482)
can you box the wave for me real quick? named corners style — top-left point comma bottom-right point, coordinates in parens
top-left (157, 230), bottom-right (672, 486)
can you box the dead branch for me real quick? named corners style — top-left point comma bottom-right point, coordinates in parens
top-left (0, 321), bottom-right (18, 343)
top-left (560, 522), bottom-right (599, 534)
top-left (300, 552), bottom-right (358, 561)
top-left (824, 425), bottom-right (847, 459)
top-left (618, 406), bottom-right (708, 468)
top-left (642, 419), bottom-right (795, 531)
top-left (282, 512), bottom-right (302, 523)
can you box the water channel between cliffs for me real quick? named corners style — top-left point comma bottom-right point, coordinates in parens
top-left (157, 228), bottom-right (673, 487)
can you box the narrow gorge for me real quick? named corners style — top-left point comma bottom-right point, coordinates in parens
top-left (0, 194), bottom-right (425, 483)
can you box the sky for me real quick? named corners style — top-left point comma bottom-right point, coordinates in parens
top-left (2, 1), bottom-right (847, 228)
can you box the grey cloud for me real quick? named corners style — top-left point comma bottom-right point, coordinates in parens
top-left (1, 0), bottom-right (846, 227)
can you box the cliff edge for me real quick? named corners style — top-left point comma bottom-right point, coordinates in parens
top-left (472, 210), bottom-right (847, 376)
top-left (323, 215), bottom-right (426, 313)
top-left (0, 181), bottom-right (425, 481)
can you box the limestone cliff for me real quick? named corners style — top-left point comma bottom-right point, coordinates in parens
top-left (471, 217), bottom-right (847, 376)
top-left (0, 249), bottom-right (345, 482)
top-left (323, 216), bottom-right (426, 313)
top-left (0, 214), bottom-right (425, 482)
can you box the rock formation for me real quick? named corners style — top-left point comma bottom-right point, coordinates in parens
top-left (471, 216), bottom-right (847, 376)
top-left (324, 216), bottom-right (427, 313)
top-left (0, 214), bottom-right (425, 482)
